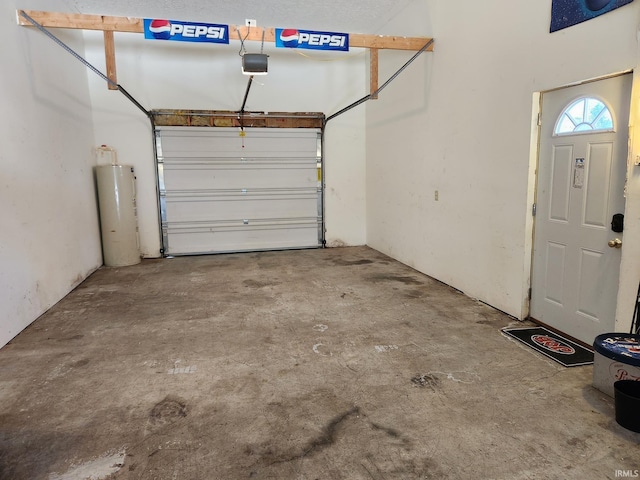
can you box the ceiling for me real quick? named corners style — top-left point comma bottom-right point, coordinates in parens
top-left (63, 0), bottom-right (416, 34)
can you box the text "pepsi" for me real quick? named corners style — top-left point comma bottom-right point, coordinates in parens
top-left (144, 19), bottom-right (230, 44)
top-left (170, 24), bottom-right (226, 39)
top-left (298, 33), bottom-right (347, 48)
top-left (275, 28), bottom-right (350, 52)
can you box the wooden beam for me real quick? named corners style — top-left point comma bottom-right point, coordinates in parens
top-left (231, 26), bottom-right (276, 44)
top-left (18, 10), bottom-right (434, 52)
top-left (351, 33), bottom-right (434, 51)
top-left (152, 110), bottom-right (325, 129)
top-left (370, 49), bottom-right (379, 99)
top-left (18, 10), bottom-right (143, 32)
top-left (104, 30), bottom-right (118, 90)
top-left (231, 27), bottom-right (434, 51)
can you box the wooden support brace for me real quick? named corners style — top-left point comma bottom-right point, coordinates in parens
top-left (17, 9), bottom-right (434, 97)
top-left (230, 26), bottom-right (434, 51)
top-left (370, 49), bottom-right (379, 99)
top-left (17, 10), bottom-right (143, 32)
top-left (104, 30), bottom-right (118, 90)
top-left (18, 11), bottom-right (434, 52)
top-left (351, 33), bottom-right (434, 51)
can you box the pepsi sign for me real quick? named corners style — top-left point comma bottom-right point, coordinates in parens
top-left (144, 19), bottom-right (229, 44)
top-left (276, 28), bottom-right (349, 51)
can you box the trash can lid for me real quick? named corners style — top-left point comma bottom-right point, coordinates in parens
top-left (593, 334), bottom-right (640, 367)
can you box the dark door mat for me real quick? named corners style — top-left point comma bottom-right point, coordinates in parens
top-left (502, 326), bottom-right (594, 367)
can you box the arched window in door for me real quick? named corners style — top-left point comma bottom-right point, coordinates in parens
top-left (554, 97), bottom-right (614, 136)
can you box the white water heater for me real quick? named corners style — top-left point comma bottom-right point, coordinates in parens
top-left (95, 164), bottom-right (141, 267)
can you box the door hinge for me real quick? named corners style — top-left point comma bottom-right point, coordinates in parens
top-left (537, 112), bottom-right (541, 126)
top-left (532, 203), bottom-right (537, 216)
top-left (528, 287), bottom-right (532, 300)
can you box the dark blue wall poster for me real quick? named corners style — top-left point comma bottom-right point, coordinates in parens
top-left (551, 0), bottom-right (634, 32)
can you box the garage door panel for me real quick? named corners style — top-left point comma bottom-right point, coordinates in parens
top-left (157, 126), bottom-right (323, 255)
top-left (166, 221), bottom-right (320, 255)
top-left (162, 163), bottom-right (317, 191)
top-left (165, 191), bottom-right (319, 223)
top-left (160, 128), bottom-right (319, 158)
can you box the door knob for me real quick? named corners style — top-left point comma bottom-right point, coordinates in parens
top-left (608, 238), bottom-right (622, 248)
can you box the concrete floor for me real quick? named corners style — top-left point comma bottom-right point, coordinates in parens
top-left (0, 246), bottom-right (638, 480)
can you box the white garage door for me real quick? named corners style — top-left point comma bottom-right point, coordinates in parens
top-left (156, 127), bottom-right (323, 255)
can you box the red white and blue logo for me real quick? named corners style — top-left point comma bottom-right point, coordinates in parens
top-left (147, 19), bottom-right (171, 40)
top-left (279, 29), bottom-right (300, 48)
top-left (275, 28), bottom-right (349, 51)
top-left (143, 19), bottom-right (229, 44)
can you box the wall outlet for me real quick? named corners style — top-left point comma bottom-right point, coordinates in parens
top-left (434, 190), bottom-right (439, 201)
top-left (245, 19), bottom-right (257, 27)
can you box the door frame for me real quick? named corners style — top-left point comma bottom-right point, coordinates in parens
top-left (524, 70), bottom-right (635, 331)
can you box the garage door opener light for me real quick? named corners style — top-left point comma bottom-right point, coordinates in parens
top-left (242, 53), bottom-right (268, 75)
top-left (239, 26), bottom-right (268, 76)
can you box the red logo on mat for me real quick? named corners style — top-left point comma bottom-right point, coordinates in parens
top-left (531, 335), bottom-right (575, 355)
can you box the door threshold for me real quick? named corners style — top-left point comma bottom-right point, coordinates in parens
top-left (527, 317), bottom-right (594, 351)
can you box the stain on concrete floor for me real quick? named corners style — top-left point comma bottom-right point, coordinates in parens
top-left (0, 246), bottom-right (638, 479)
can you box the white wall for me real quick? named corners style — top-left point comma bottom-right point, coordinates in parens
top-left (0, 2), bottom-right (101, 347)
top-left (367, 0), bottom-right (640, 322)
top-left (6, 1), bottom-right (637, 351)
top-left (84, 32), bottom-right (368, 255)
top-left (618, 68), bottom-right (640, 332)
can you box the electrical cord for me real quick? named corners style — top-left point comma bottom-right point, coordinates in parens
top-left (632, 282), bottom-right (640, 334)
top-left (237, 25), bottom-right (250, 56)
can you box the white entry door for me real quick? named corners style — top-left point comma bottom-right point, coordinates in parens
top-left (530, 74), bottom-right (631, 345)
